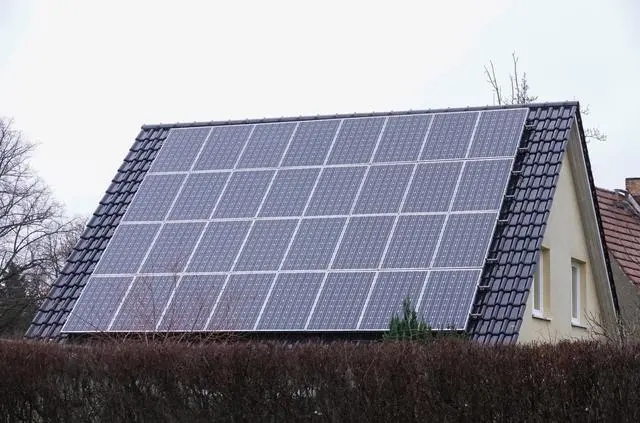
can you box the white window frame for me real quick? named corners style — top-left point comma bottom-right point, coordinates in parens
top-left (532, 253), bottom-right (544, 317)
top-left (571, 262), bottom-right (581, 325)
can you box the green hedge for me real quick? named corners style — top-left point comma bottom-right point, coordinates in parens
top-left (1, 339), bottom-right (640, 422)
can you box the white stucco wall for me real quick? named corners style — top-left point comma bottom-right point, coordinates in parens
top-left (518, 141), bottom-right (603, 343)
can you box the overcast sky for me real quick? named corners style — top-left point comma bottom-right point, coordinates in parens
top-left (0, 0), bottom-right (638, 217)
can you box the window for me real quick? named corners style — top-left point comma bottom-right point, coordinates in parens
top-left (532, 247), bottom-right (549, 318)
top-left (571, 261), bottom-right (582, 324)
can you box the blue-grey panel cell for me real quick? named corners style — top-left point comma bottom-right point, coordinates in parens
top-left (258, 273), bottom-right (323, 330)
top-left (468, 109), bottom-right (527, 158)
top-left (237, 122), bottom-right (296, 168)
top-left (433, 213), bottom-right (497, 268)
top-left (151, 127), bottom-right (210, 171)
top-left (283, 218), bottom-right (346, 270)
top-left (159, 275), bottom-right (225, 331)
top-left (374, 115), bottom-right (432, 162)
top-left (419, 270), bottom-right (481, 329)
top-left (123, 174), bottom-right (185, 221)
top-left (452, 159), bottom-right (512, 211)
top-left (234, 219), bottom-right (297, 271)
top-left (259, 168), bottom-right (320, 217)
top-left (327, 117), bottom-right (385, 164)
top-left (332, 216), bottom-right (394, 269)
top-left (421, 112), bottom-right (478, 160)
top-left (111, 276), bottom-right (175, 331)
top-left (94, 224), bottom-right (160, 274)
top-left (305, 167), bottom-right (366, 216)
top-left (354, 164), bottom-right (413, 214)
top-left (187, 221), bottom-right (251, 272)
top-left (141, 222), bottom-right (205, 273)
top-left (213, 170), bottom-right (274, 218)
top-left (308, 272), bottom-right (374, 330)
top-left (208, 273), bottom-right (274, 330)
top-left (402, 162), bottom-right (462, 213)
top-left (282, 120), bottom-right (340, 166)
top-left (359, 271), bottom-right (427, 330)
top-left (194, 125), bottom-right (253, 170)
top-left (62, 277), bottom-right (132, 332)
top-left (168, 173), bottom-right (229, 220)
top-left (383, 215), bottom-right (446, 269)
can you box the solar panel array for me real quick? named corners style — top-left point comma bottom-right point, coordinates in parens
top-left (63, 108), bottom-right (528, 333)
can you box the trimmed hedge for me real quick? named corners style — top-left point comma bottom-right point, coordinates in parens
top-left (1, 339), bottom-right (640, 422)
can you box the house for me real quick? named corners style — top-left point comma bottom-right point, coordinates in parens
top-left (596, 181), bottom-right (640, 332)
top-left (25, 102), bottom-right (619, 344)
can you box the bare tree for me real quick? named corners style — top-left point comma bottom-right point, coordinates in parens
top-left (0, 118), bottom-right (82, 336)
top-left (485, 52), bottom-right (607, 142)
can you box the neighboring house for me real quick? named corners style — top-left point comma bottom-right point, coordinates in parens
top-left (596, 182), bottom-right (640, 331)
top-left (26, 102), bottom-right (619, 344)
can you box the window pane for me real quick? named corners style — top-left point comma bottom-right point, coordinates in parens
top-left (532, 269), bottom-right (541, 312)
top-left (571, 265), bottom-right (579, 320)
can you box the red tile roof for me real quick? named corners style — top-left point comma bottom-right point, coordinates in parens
top-left (596, 188), bottom-right (640, 285)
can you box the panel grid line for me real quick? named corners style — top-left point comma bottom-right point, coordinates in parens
top-left (356, 115), bottom-right (436, 329)
top-left (252, 120), bottom-right (345, 330)
top-left (203, 122), bottom-right (301, 330)
top-left (304, 117), bottom-right (389, 330)
top-left (107, 126), bottom-right (214, 330)
top-left (83, 266), bottom-right (486, 278)
top-left (155, 125), bottom-right (257, 330)
top-left (144, 155), bottom-right (517, 176)
top-left (416, 112), bottom-right (483, 312)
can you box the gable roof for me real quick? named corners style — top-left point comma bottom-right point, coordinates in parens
top-left (596, 187), bottom-right (640, 285)
top-left (25, 102), bottom-right (612, 343)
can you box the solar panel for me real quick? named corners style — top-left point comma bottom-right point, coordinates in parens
top-left (237, 122), bottom-right (296, 168)
top-left (332, 216), bottom-right (395, 269)
top-left (354, 164), bottom-right (413, 214)
top-left (158, 275), bottom-right (225, 331)
top-left (187, 221), bottom-right (251, 272)
top-left (419, 270), bottom-right (481, 329)
top-left (122, 174), bottom-right (185, 221)
top-left (283, 218), bottom-right (345, 270)
top-left (259, 168), bottom-right (319, 217)
top-left (93, 224), bottom-right (159, 274)
top-left (327, 117), bottom-right (385, 164)
top-left (213, 170), bottom-right (274, 218)
top-left (452, 159), bottom-right (513, 211)
top-left (383, 215), bottom-right (445, 269)
top-left (402, 162), bottom-right (462, 213)
top-left (257, 273), bottom-right (324, 330)
top-left (110, 275), bottom-right (175, 331)
top-left (141, 222), bottom-right (204, 273)
top-left (305, 167), bottom-right (365, 216)
top-left (308, 272), bottom-right (375, 330)
top-left (282, 120), bottom-right (340, 166)
top-left (207, 273), bottom-right (273, 330)
top-left (359, 271), bottom-right (427, 330)
top-left (374, 115), bottom-right (432, 162)
top-left (67, 108), bottom-right (528, 334)
top-left (63, 276), bottom-right (132, 331)
top-left (168, 173), bottom-right (228, 220)
top-left (150, 127), bottom-right (211, 172)
top-left (433, 213), bottom-right (497, 268)
top-left (193, 125), bottom-right (253, 170)
top-left (234, 219), bottom-right (297, 271)
top-left (421, 112), bottom-right (478, 160)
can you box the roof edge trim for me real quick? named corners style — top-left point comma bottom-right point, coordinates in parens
top-left (140, 101), bottom-right (580, 130)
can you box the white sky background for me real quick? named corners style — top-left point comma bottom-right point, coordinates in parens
top-left (0, 0), bottom-right (638, 217)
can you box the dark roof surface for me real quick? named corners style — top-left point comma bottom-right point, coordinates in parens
top-left (26, 102), bottom-right (608, 343)
top-left (596, 188), bottom-right (640, 285)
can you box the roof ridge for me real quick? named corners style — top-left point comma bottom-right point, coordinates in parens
top-left (140, 101), bottom-right (580, 130)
